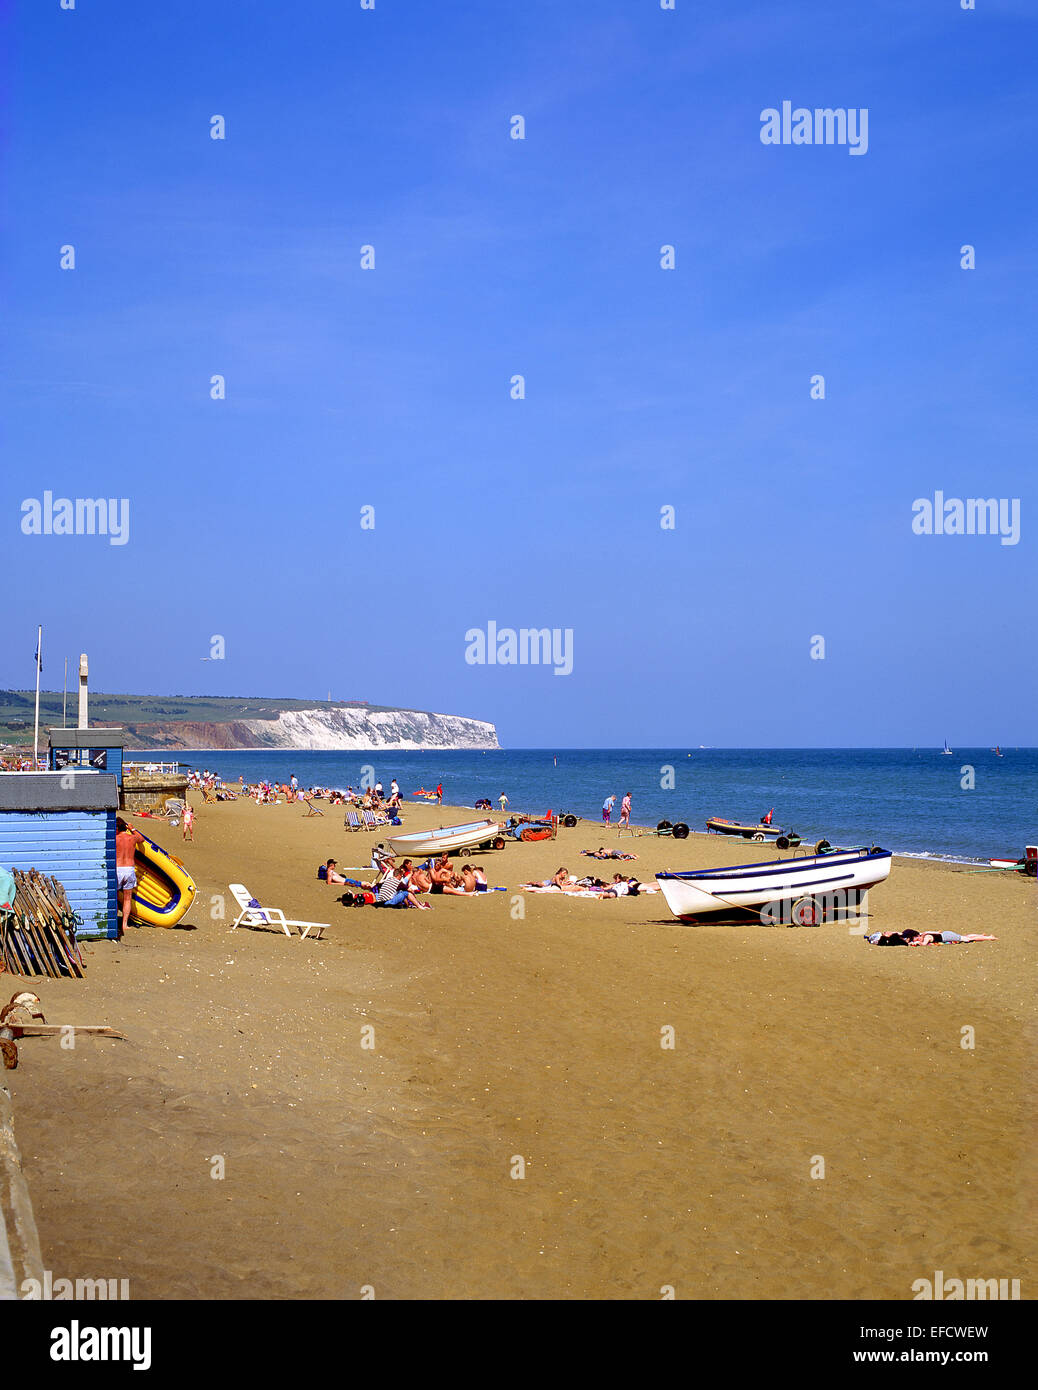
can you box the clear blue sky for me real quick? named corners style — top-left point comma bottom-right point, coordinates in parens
top-left (3, 0), bottom-right (1034, 747)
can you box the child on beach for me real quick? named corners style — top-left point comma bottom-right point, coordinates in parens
top-left (498, 792), bottom-right (509, 815)
top-left (182, 802), bottom-right (194, 841)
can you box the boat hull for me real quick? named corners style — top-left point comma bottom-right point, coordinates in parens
top-left (131, 833), bottom-right (197, 928)
top-left (386, 819), bottom-right (501, 858)
top-left (657, 848), bottom-right (892, 920)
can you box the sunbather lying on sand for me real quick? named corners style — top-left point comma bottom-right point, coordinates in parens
top-left (582, 848), bottom-right (639, 860)
top-left (865, 929), bottom-right (997, 945)
top-left (521, 868), bottom-right (660, 898)
top-left (522, 867), bottom-right (581, 892)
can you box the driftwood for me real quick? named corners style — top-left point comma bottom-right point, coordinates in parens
top-left (0, 991), bottom-right (126, 1068)
top-left (3, 1024), bottom-right (128, 1040)
top-left (1, 870), bottom-right (85, 978)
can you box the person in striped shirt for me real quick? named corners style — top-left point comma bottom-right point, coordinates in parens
top-left (376, 859), bottom-right (428, 909)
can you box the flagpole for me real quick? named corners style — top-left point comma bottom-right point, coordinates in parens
top-left (33, 625), bottom-right (42, 769)
top-left (63, 656), bottom-right (68, 728)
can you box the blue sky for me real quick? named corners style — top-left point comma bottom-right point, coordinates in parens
top-left (3, 0), bottom-right (1035, 747)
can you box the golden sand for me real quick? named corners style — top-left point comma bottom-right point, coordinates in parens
top-left (6, 796), bottom-right (1035, 1299)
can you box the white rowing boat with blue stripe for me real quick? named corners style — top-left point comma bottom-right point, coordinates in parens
top-left (386, 819), bottom-right (503, 858)
top-left (656, 847), bottom-right (892, 922)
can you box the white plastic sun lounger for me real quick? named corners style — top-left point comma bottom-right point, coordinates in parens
top-left (228, 883), bottom-right (329, 940)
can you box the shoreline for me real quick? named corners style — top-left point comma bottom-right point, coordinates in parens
top-left (158, 748), bottom-right (1035, 867)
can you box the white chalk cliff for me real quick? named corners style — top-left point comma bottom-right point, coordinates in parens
top-left (242, 707), bottom-right (498, 751)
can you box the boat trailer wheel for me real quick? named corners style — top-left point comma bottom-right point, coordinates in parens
top-left (492, 836), bottom-right (507, 851)
top-left (672, 822), bottom-right (689, 839)
top-left (791, 896), bottom-right (822, 927)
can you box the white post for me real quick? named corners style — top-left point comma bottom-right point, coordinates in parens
top-left (78, 654), bottom-right (88, 730)
top-left (62, 656), bottom-right (68, 728)
top-left (32, 626), bottom-right (42, 770)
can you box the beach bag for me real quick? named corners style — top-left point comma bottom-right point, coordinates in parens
top-left (317, 864), bottom-right (328, 880)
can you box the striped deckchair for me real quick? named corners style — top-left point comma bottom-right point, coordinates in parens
top-left (344, 809), bottom-right (363, 832)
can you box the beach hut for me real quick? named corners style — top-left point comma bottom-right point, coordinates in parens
top-left (0, 771), bottom-right (119, 940)
top-left (47, 726), bottom-right (126, 786)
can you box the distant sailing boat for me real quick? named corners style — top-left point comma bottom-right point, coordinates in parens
top-left (993, 745), bottom-right (1004, 757)
top-left (941, 739), bottom-right (953, 755)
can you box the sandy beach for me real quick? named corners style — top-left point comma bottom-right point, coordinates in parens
top-left (5, 795), bottom-right (1035, 1300)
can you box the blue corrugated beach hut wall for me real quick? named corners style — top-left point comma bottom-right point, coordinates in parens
top-left (0, 773), bottom-right (119, 940)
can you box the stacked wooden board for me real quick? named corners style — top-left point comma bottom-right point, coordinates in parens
top-left (0, 870), bottom-right (85, 978)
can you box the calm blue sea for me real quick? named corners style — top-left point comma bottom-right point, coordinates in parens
top-left (165, 748), bottom-right (1037, 864)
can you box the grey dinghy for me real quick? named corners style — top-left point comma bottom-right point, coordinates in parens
top-left (656, 847), bottom-right (892, 924)
top-left (386, 819), bottom-right (503, 858)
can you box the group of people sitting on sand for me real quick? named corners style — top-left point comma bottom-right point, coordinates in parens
top-left (327, 846), bottom-right (492, 908)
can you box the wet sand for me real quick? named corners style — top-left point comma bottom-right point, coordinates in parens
top-left (6, 795), bottom-right (1035, 1299)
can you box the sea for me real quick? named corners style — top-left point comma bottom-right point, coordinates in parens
top-left (162, 747), bottom-right (1037, 865)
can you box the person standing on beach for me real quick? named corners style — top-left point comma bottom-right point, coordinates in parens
top-left (436, 782), bottom-right (443, 806)
top-left (619, 792), bottom-right (632, 829)
top-left (602, 794), bottom-right (616, 824)
top-left (115, 816), bottom-right (146, 936)
top-left (182, 800), bottom-right (195, 842)
top-left (498, 792), bottom-right (509, 816)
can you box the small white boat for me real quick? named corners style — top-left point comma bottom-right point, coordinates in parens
top-left (656, 847), bottom-right (892, 925)
top-left (386, 819), bottom-right (502, 858)
top-left (941, 740), bottom-right (953, 755)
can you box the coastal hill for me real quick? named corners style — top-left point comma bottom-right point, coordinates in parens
top-left (0, 691), bottom-right (499, 752)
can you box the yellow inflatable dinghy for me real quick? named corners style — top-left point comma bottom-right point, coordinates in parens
top-left (130, 832), bottom-right (196, 928)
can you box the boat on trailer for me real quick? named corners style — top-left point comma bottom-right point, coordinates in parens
top-left (386, 819), bottom-right (503, 858)
top-left (705, 816), bottom-right (793, 842)
top-left (989, 846), bottom-right (1037, 877)
top-left (656, 846), bottom-right (892, 925)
